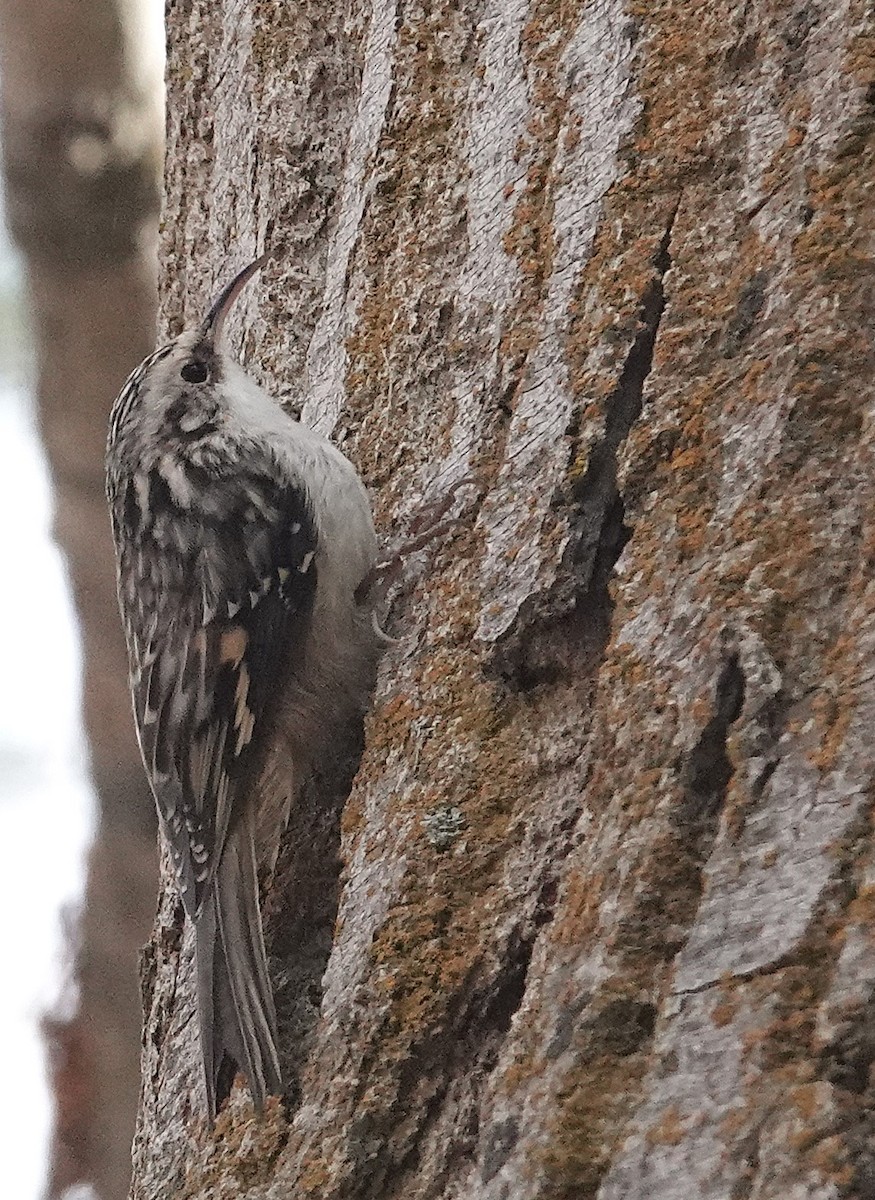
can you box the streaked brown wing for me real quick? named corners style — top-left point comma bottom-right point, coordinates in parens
top-left (119, 471), bottom-right (318, 919)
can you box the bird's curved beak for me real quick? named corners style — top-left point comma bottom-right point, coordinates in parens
top-left (199, 253), bottom-right (270, 346)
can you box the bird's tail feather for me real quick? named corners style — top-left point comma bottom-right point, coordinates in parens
top-left (196, 808), bottom-right (282, 1118)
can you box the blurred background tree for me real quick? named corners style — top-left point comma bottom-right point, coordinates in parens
top-left (0, 2), bottom-right (163, 1198)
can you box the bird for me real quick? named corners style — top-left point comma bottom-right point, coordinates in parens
top-left (105, 255), bottom-right (383, 1117)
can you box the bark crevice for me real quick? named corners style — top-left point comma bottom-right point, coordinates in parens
top-left (487, 203), bottom-right (677, 694)
top-left (566, 204), bottom-right (677, 591)
top-left (676, 648), bottom-right (746, 846)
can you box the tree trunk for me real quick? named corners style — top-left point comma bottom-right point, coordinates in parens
top-left (133, 2), bottom-right (875, 1197)
top-left (0, 3), bottom-right (162, 1198)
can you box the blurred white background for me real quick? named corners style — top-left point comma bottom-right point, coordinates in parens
top-left (0, 223), bottom-right (94, 1198)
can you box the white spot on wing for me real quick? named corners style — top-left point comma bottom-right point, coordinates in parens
top-left (159, 454), bottom-right (193, 507)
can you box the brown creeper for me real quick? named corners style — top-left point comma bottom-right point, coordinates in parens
top-left (105, 257), bottom-right (381, 1117)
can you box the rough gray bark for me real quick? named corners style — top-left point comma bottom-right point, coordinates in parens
top-left (134, 1), bottom-right (875, 1197)
top-left (0, 3), bottom-right (162, 1197)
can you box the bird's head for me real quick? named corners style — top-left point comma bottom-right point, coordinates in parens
top-left (108, 255), bottom-right (270, 452)
top-left (171, 254), bottom-right (270, 387)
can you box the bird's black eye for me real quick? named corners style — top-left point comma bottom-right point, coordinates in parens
top-left (181, 361), bottom-right (209, 384)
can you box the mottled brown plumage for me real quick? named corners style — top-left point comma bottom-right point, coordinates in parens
top-left (106, 259), bottom-right (382, 1116)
